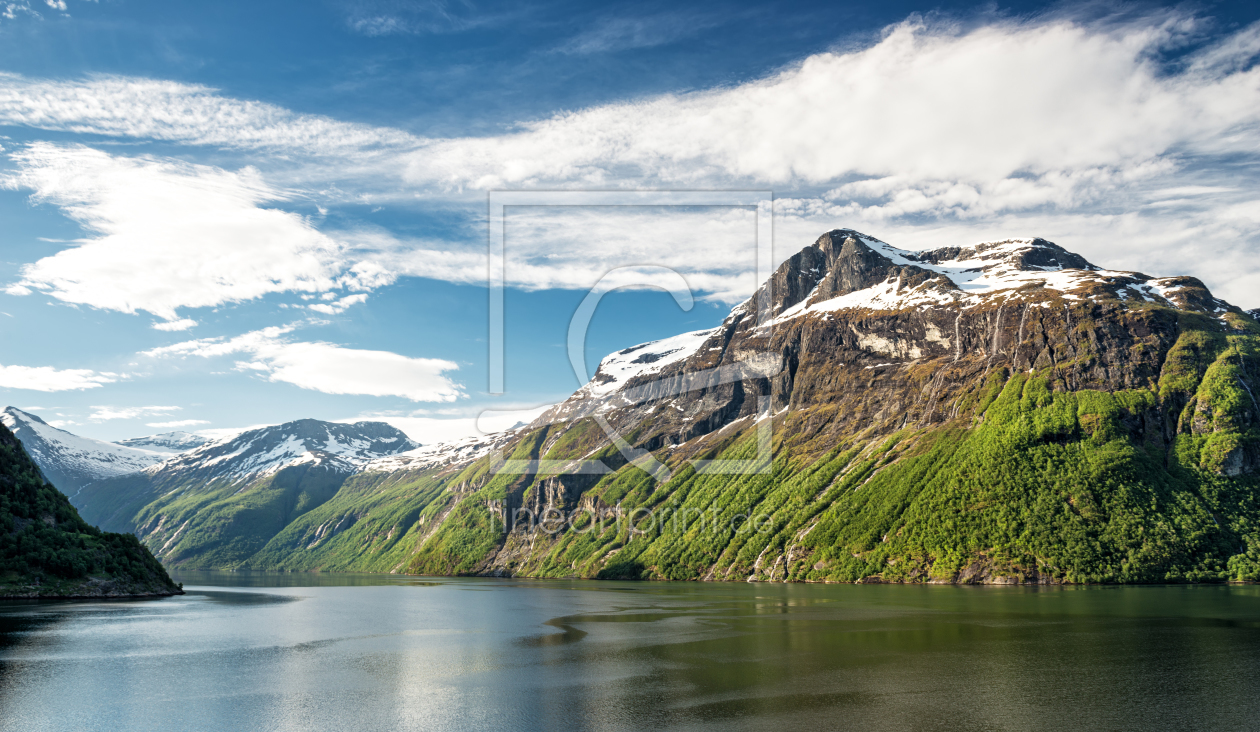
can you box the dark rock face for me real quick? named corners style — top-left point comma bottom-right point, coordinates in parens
top-left (767, 230), bottom-right (948, 316)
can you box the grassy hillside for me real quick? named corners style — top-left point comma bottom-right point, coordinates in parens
top-left (0, 422), bottom-right (181, 598)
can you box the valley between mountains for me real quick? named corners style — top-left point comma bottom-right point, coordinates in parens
top-left (9, 229), bottom-right (1260, 584)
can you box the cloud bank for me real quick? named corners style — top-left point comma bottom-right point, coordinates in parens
top-left (3, 11), bottom-right (1260, 313)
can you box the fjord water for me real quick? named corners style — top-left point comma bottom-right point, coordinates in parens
top-left (2, 577), bottom-right (1259, 732)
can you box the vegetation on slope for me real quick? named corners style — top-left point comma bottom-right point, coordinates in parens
top-left (0, 423), bottom-right (180, 597)
top-left (390, 308), bottom-right (1260, 584)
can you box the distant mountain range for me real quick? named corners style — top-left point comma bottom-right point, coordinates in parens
top-left (115, 431), bottom-right (210, 454)
top-left (10, 229), bottom-right (1260, 583)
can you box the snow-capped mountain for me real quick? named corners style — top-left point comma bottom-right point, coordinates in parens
top-left (765, 233), bottom-right (1227, 320)
top-left (138, 418), bottom-right (421, 483)
top-left (362, 427), bottom-right (522, 475)
top-left (541, 230), bottom-right (1243, 427)
top-left (73, 418), bottom-right (424, 561)
top-left (1, 407), bottom-right (169, 495)
top-left (115, 431), bottom-right (210, 454)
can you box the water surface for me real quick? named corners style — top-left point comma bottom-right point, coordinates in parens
top-left (2, 574), bottom-right (1259, 731)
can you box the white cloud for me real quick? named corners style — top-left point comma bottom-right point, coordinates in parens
top-left (4, 143), bottom-right (379, 321)
top-left (88, 405), bottom-right (180, 421)
top-left (0, 73), bottom-right (418, 156)
top-left (145, 419), bottom-right (209, 428)
top-left (342, 403), bottom-right (550, 445)
top-left (1, 2), bottom-right (39, 21)
top-left (0, 364), bottom-right (116, 391)
top-left (409, 16), bottom-right (1260, 190)
top-left (348, 205), bottom-right (761, 302)
top-left (144, 326), bottom-right (464, 402)
top-left (194, 424), bottom-right (267, 441)
top-left (152, 318), bottom-right (198, 331)
top-left (307, 293), bottom-right (368, 315)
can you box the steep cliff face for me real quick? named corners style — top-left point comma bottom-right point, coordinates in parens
top-left (533, 230), bottom-right (1250, 473)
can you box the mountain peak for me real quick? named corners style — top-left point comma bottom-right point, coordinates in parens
top-left (3, 406), bottom-right (48, 426)
top-left (151, 418), bottom-right (420, 481)
top-left (766, 230), bottom-right (1232, 323)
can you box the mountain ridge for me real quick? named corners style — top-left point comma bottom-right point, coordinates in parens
top-left (28, 229), bottom-right (1260, 583)
top-left (116, 431), bottom-right (210, 454)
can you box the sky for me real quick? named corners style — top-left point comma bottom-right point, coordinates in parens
top-left (0, 0), bottom-right (1258, 445)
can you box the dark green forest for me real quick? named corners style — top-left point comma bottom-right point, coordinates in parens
top-left (1, 422), bottom-right (180, 597)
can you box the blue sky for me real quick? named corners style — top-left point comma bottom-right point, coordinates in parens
top-left (1, 0), bottom-right (1259, 444)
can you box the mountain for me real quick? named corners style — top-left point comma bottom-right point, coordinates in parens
top-left (1, 407), bottom-right (169, 496)
top-left (74, 419), bottom-right (420, 567)
top-left (0, 420), bottom-right (180, 597)
top-left (64, 229), bottom-right (1260, 583)
top-left (115, 431), bottom-right (210, 454)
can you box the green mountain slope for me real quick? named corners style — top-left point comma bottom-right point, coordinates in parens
top-left (0, 422), bottom-right (181, 598)
top-left (72, 419), bottom-right (421, 569)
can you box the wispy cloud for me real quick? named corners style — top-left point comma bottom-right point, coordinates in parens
top-left (2, 12), bottom-right (1259, 308)
top-left (145, 419), bottom-right (209, 428)
top-left (0, 363), bottom-right (116, 391)
top-left (0, 72), bottom-right (419, 157)
top-left (88, 405), bottom-right (180, 421)
top-left (144, 325), bottom-right (465, 402)
top-left (1, 0), bottom-right (72, 24)
top-left (341, 0), bottom-right (519, 36)
top-left (556, 11), bottom-right (731, 55)
top-left (345, 204), bottom-right (760, 303)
